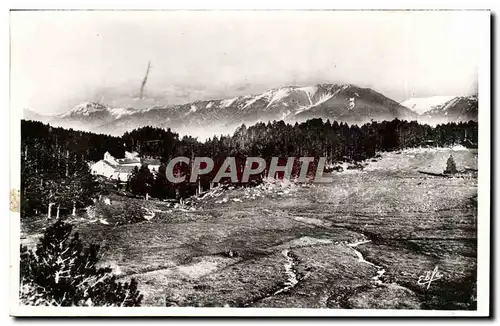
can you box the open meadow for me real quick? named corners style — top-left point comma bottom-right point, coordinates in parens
top-left (21, 146), bottom-right (477, 309)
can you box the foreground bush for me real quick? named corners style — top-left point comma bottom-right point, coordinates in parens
top-left (444, 154), bottom-right (458, 174)
top-left (19, 220), bottom-right (143, 306)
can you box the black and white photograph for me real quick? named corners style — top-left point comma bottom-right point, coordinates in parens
top-left (9, 9), bottom-right (490, 317)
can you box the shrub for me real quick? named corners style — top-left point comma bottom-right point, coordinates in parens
top-left (19, 220), bottom-right (143, 306)
top-left (347, 163), bottom-right (364, 170)
top-left (444, 154), bottom-right (458, 174)
top-left (332, 165), bottom-right (344, 172)
top-left (98, 201), bottom-right (145, 225)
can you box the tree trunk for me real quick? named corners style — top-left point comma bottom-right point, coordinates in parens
top-left (48, 203), bottom-right (54, 219)
top-left (65, 150), bottom-right (69, 177)
top-left (72, 201), bottom-right (76, 216)
top-left (56, 205), bottom-right (60, 219)
top-left (145, 193), bottom-right (149, 201)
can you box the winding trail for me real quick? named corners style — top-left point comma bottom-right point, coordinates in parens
top-left (274, 249), bottom-right (299, 295)
top-left (242, 249), bottom-right (301, 307)
top-left (347, 239), bottom-right (386, 285)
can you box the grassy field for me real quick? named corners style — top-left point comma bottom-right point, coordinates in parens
top-left (21, 146), bottom-right (478, 309)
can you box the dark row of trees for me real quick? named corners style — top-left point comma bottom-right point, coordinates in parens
top-left (21, 121), bottom-right (125, 217)
top-left (122, 119), bottom-right (478, 199)
top-left (21, 118), bottom-right (478, 215)
top-left (124, 119), bottom-right (477, 163)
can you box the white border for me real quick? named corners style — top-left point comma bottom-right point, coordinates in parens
top-left (1, 0), bottom-right (497, 10)
top-left (6, 7), bottom-right (492, 318)
top-left (5, 307), bottom-right (494, 317)
top-left (475, 10), bottom-right (492, 318)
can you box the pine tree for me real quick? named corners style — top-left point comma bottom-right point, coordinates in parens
top-left (152, 165), bottom-right (174, 199)
top-left (444, 154), bottom-right (458, 174)
top-left (20, 220), bottom-right (143, 306)
top-left (126, 166), bottom-right (140, 193)
top-left (128, 164), bottom-right (154, 198)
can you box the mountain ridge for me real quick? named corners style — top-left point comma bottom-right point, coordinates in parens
top-left (402, 95), bottom-right (478, 123)
top-left (23, 83), bottom-right (431, 138)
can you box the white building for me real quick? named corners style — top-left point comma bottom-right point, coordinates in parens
top-left (90, 151), bottom-right (141, 181)
top-left (90, 160), bottom-right (116, 179)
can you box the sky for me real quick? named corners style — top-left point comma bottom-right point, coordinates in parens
top-left (10, 10), bottom-right (483, 115)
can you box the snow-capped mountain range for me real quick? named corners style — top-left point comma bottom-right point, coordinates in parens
top-left (60, 102), bottom-right (145, 121)
top-left (23, 83), bottom-right (476, 138)
top-left (400, 96), bottom-right (459, 115)
top-left (401, 95), bottom-right (478, 122)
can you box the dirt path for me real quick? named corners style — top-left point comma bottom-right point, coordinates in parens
top-left (273, 249), bottom-right (299, 295)
top-left (347, 240), bottom-right (386, 285)
top-left (347, 240), bottom-right (380, 268)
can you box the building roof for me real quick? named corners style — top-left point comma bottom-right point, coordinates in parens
top-left (114, 165), bottom-right (137, 173)
top-left (95, 160), bottom-right (116, 168)
top-left (142, 158), bottom-right (162, 165)
top-left (117, 157), bottom-right (141, 164)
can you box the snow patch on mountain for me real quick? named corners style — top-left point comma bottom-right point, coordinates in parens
top-left (108, 108), bottom-right (138, 119)
top-left (280, 110), bottom-right (292, 120)
top-left (348, 98), bottom-right (356, 110)
top-left (243, 91), bottom-right (272, 109)
top-left (315, 92), bottom-right (335, 107)
top-left (206, 102), bottom-right (214, 109)
top-left (439, 97), bottom-right (462, 112)
top-left (292, 85), bottom-right (348, 115)
top-left (297, 86), bottom-right (317, 105)
top-left (220, 97), bottom-right (238, 108)
top-left (266, 88), bottom-right (291, 108)
top-left (61, 102), bottom-right (107, 117)
top-left (400, 96), bottom-right (458, 115)
top-left (297, 86), bottom-right (318, 97)
top-left (293, 90), bottom-right (335, 115)
top-left (184, 104), bottom-right (198, 117)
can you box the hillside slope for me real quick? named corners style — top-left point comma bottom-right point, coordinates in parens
top-left (32, 83), bottom-right (418, 137)
top-left (402, 95), bottom-right (478, 123)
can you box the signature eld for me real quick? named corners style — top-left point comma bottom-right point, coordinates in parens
top-left (417, 266), bottom-right (444, 289)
